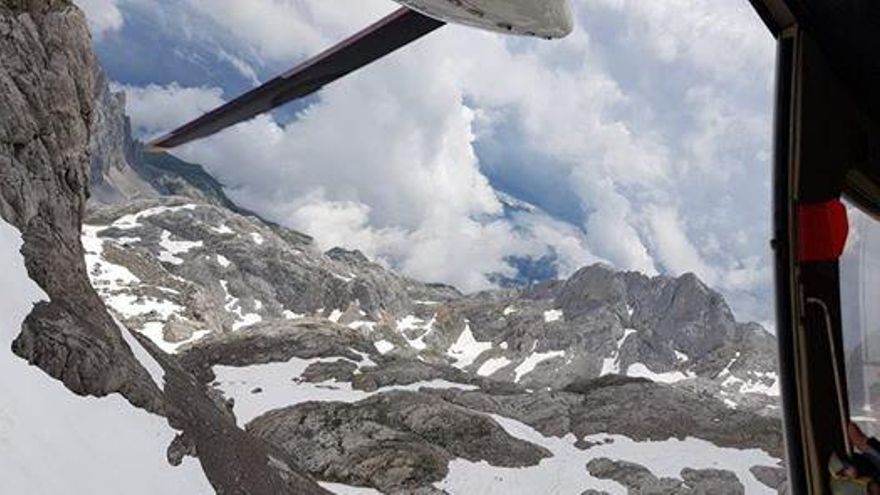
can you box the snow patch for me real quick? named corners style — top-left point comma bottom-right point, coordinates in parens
top-left (111, 204), bottom-right (198, 230)
top-left (396, 314), bottom-right (436, 351)
top-left (158, 230), bottom-right (202, 265)
top-left (374, 340), bottom-right (395, 355)
top-left (318, 481), bottom-right (382, 495)
top-left (600, 329), bottom-right (637, 377)
top-left (514, 351), bottom-right (565, 383)
top-left (138, 322), bottom-right (210, 354)
top-left (234, 313), bottom-right (262, 331)
top-left (722, 371), bottom-right (780, 397)
top-left (477, 357), bottom-right (513, 377)
top-left (332, 272), bottom-right (356, 283)
top-left (739, 373), bottom-right (780, 396)
top-left (617, 329), bottom-right (636, 348)
top-left (626, 363), bottom-right (694, 384)
top-left (216, 254), bottom-right (231, 268)
top-left (447, 323), bottom-right (492, 368)
top-left (105, 293), bottom-right (184, 320)
top-left (348, 320), bottom-right (377, 332)
top-left (115, 318), bottom-right (165, 389)
top-left (221, 280), bottom-right (263, 331)
top-left (283, 310), bottom-right (305, 320)
top-left (83, 224), bottom-right (204, 352)
top-left (600, 357), bottom-right (619, 376)
top-left (543, 309), bottom-right (563, 323)
top-left (213, 358), bottom-right (477, 425)
top-left (1, 219), bottom-right (213, 494)
top-left (328, 309), bottom-right (344, 323)
top-left (436, 413), bottom-right (779, 495)
top-left (82, 225), bottom-right (141, 288)
top-left (249, 232), bottom-right (265, 245)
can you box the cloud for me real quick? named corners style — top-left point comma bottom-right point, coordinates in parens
top-left (74, 0), bottom-right (124, 38)
top-left (645, 205), bottom-right (715, 283)
top-left (113, 0), bottom-right (776, 323)
top-left (183, 0), bottom-right (395, 64)
top-left (113, 83), bottom-right (223, 139)
top-left (121, 76), bottom-right (598, 292)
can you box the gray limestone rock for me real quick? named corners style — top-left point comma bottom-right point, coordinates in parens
top-left (302, 359), bottom-right (359, 383)
top-left (587, 457), bottom-right (745, 494)
top-left (0, 2), bottom-right (331, 493)
top-left (352, 358), bottom-right (477, 392)
top-left (427, 375), bottom-right (783, 458)
top-left (247, 390), bottom-right (551, 493)
top-left (751, 465), bottom-right (789, 493)
top-left (0, 0), bottom-right (163, 413)
top-left (88, 69), bottom-right (156, 204)
top-left (179, 318), bottom-right (376, 382)
top-left (587, 457), bottom-right (684, 493)
top-left (681, 468), bottom-right (745, 494)
top-left (83, 190), bottom-right (780, 415)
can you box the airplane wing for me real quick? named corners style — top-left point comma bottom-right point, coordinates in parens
top-left (149, 8), bottom-right (445, 149)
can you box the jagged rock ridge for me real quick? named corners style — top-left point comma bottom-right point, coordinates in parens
top-left (83, 195), bottom-right (780, 414)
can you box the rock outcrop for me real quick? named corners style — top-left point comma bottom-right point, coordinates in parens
top-left (82, 194), bottom-right (780, 415)
top-left (587, 457), bottom-right (746, 494)
top-left (0, 2), bottom-right (329, 493)
top-left (248, 390), bottom-right (551, 493)
top-left (89, 68), bottom-right (156, 204)
top-left (0, 0), bottom-right (162, 411)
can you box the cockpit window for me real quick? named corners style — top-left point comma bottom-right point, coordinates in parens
top-left (841, 198), bottom-right (880, 435)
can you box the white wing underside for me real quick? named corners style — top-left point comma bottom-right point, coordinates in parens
top-left (393, 0), bottom-right (574, 39)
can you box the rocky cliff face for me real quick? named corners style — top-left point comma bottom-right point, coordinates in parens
top-left (89, 68), bottom-right (157, 204)
top-left (0, 2), bottom-right (328, 494)
top-left (0, 0), bottom-right (163, 411)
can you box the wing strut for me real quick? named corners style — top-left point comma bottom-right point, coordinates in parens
top-left (149, 8), bottom-right (445, 149)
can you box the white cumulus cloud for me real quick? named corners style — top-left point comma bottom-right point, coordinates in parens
top-left (113, 0), bottom-right (776, 323)
top-left (113, 83), bottom-right (224, 140)
top-left (74, 0), bottom-right (124, 38)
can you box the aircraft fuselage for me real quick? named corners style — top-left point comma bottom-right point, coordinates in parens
top-left (392, 0), bottom-right (574, 39)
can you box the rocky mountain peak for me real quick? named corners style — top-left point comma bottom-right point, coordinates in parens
top-left (325, 246), bottom-right (371, 265)
top-left (80, 189), bottom-right (780, 416)
top-left (556, 263), bottom-right (628, 318)
top-left (89, 68), bottom-right (156, 204)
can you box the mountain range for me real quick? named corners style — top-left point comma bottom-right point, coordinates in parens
top-left (0, 2), bottom-right (786, 494)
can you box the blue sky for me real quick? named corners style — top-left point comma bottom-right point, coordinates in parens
top-left (75, 0), bottom-right (777, 326)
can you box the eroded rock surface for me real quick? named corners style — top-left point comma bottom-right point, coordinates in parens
top-left (0, 0), bottom-right (161, 411)
top-left (247, 390), bottom-right (550, 493)
top-left (84, 196), bottom-right (781, 417)
top-left (587, 457), bottom-right (746, 494)
top-left (0, 2), bottom-right (329, 493)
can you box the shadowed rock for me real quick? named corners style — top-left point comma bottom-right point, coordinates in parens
top-left (0, 0), bottom-right (163, 412)
top-left (179, 319), bottom-right (376, 382)
top-left (247, 390), bottom-right (551, 493)
top-left (587, 457), bottom-right (745, 494)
